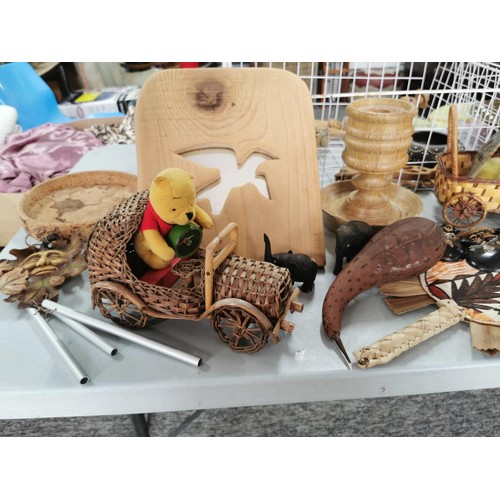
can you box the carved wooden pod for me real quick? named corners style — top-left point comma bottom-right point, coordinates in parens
top-left (322, 217), bottom-right (446, 342)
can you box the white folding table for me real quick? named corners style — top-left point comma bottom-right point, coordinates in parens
top-left (1, 145), bottom-right (499, 429)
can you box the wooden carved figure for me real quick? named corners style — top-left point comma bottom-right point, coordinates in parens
top-left (263, 233), bottom-right (318, 293)
top-left (322, 217), bottom-right (446, 363)
top-left (333, 220), bottom-right (374, 275)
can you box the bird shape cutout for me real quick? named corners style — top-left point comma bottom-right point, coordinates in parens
top-left (182, 149), bottom-right (272, 215)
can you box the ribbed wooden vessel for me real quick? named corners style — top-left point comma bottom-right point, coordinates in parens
top-left (341, 98), bottom-right (417, 225)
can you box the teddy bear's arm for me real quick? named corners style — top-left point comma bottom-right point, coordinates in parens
top-left (195, 204), bottom-right (214, 229)
top-left (142, 229), bottom-right (176, 262)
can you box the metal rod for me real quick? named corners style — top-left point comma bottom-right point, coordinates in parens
top-left (27, 308), bottom-right (90, 385)
top-left (53, 313), bottom-right (118, 357)
top-left (41, 300), bottom-right (202, 368)
top-left (333, 334), bottom-right (352, 366)
top-left (131, 414), bottom-right (150, 437)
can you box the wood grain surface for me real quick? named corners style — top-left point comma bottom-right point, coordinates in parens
top-left (135, 68), bottom-right (325, 265)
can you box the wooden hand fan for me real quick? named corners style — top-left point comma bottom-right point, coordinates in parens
top-left (353, 259), bottom-right (500, 368)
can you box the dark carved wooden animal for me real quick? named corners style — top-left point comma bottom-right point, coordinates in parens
top-left (263, 233), bottom-right (318, 293)
top-left (333, 220), bottom-right (374, 275)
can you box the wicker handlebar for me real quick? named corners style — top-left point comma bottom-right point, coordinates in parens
top-left (204, 222), bottom-right (239, 310)
top-left (353, 299), bottom-right (465, 369)
top-left (447, 105), bottom-right (459, 177)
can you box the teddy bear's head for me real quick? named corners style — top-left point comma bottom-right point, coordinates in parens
top-left (149, 168), bottom-right (198, 226)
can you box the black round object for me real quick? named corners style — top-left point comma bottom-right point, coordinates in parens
top-left (408, 131), bottom-right (449, 164)
top-left (167, 223), bottom-right (203, 258)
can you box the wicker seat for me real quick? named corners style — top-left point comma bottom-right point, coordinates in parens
top-left (87, 190), bottom-right (206, 319)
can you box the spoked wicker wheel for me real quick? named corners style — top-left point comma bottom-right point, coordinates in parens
top-left (92, 281), bottom-right (149, 328)
top-left (211, 299), bottom-right (273, 353)
top-left (443, 193), bottom-right (488, 228)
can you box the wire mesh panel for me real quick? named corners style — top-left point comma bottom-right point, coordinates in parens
top-left (424, 62), bottom-right (500, 149)
top-left (312, 62), bottom-right (433, 188)
top-left (226, 62), bottom-right (500, 190)
top-left (223, 62), bottom-right (500, 193)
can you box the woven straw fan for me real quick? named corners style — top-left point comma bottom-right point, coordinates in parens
top-left (353, 260), bottom-right (500, 368)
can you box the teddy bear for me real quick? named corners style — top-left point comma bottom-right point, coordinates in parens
top-left (134, 167), bottom-right (214, 269)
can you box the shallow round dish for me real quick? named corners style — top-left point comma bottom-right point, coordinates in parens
top-left (321, 181), bottom-right (423, 232)
top-left (18, 171), bottom-right (138, 241)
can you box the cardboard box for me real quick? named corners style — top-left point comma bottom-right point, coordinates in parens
top-left (0, 193), bottom-right (23, 246)
top-left (58, 86), bottom-right (138, 119)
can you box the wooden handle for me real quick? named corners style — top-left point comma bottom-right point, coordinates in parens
top-left (353, 299), bottom-right (465, 369)
top-left (204, 222), bottom-right (239, 309)
top-left (448, 105), bottom-right (459, 177)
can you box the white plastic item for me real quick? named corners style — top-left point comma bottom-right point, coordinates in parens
top-left (0, 105), bottom-right (19, 145)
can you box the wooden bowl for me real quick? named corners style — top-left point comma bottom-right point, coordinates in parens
top-left (18, 171), bottom-right (138, 241)
top-left (321, 181), bottom-right (423, 232)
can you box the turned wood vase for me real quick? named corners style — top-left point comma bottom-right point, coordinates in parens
top-left (341, 97), bottom-right (417, 225)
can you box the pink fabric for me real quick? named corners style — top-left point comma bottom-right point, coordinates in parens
top-left (0, 123), bottom-right (103, 192)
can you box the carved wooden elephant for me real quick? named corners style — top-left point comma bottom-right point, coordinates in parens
top-left (264, 233), bottom-right (318, 292)
top-left (333, 221), bottom-right (374, 275)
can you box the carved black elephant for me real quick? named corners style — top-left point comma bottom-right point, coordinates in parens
top-left (333, 220), bottom-right (374, 275)
top-left (263, 233), bottom-right (318, 293)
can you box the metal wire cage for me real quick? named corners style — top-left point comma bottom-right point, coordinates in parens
top-left (228, 62), bottom-right (500, 191)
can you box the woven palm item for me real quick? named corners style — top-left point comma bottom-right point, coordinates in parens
top-left (354, 299), bottom-right (466, 368)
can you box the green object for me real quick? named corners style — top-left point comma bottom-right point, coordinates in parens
top-left (167, 223), bottom-right (203, 258)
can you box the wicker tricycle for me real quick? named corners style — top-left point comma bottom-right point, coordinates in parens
top-left (86, 190), bottom-right (303, 353)
top-left (434, 105), bottom-right (500, 228)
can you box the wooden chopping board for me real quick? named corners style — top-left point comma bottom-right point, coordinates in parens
top-left (134, 68), bottom-right (325, 266)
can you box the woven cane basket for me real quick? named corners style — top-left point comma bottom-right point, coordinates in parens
top-left (435, 151), bottom-right (500, 214)
top-left (86, 190), bottom-right (293, 323)
top-left (434, 104), bottom-right (500, 218)
top-left (213, 255), bottom-right (292, 320)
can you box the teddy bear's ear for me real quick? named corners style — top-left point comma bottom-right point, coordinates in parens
top-left (153, 176), bottom-right (173, 190)
top-left (154, 168), bottom-right (194, 184)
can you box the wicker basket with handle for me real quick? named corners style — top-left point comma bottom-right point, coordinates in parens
top-left (434, 105), bottom-right (500, 228)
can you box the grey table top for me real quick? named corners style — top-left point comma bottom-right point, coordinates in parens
top-left (1, 144), bottom-right (499, 420)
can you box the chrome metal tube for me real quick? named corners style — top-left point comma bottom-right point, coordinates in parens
top-left (54, 313), bottom-right (118, 357)
top-left (27, 308), bottom-right (90, 385)
top-left (42, 300), bottom-right (202, 367)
